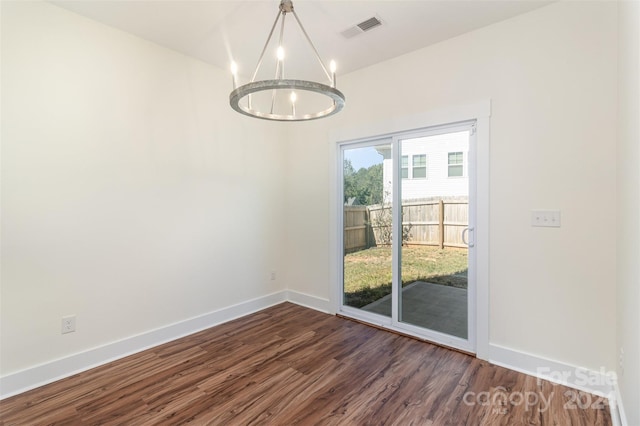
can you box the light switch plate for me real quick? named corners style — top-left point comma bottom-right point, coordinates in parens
top-left (531, 210), bottom-right (561, 227)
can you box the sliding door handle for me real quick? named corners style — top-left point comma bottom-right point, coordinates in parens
top-left (461, 227), bottom-right (475, 248)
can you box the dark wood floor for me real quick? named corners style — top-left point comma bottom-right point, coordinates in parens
top-left (0, 302), bottom-right (611, 425)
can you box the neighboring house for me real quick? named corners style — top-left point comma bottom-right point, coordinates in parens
top-left (376, 130), bottom-right (470, 202)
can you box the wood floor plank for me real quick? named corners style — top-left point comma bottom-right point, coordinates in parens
top-left (0, 303), bottom-right (612, 425)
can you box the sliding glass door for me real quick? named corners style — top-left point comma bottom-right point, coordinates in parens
top-left (342, 140), bottom-right (392, 316)
top-left (398, 130), bottom-right (471, 340)
top-left (340, 122), bottom-right (476, 352)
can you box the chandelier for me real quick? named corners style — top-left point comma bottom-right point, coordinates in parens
top-left (229, 0), bottom-right (346, 121)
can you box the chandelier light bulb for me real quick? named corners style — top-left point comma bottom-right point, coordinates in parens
top-left (230, 61), bottom-right (238, 89)
top-left (277, 46), bottom-right (285, 61)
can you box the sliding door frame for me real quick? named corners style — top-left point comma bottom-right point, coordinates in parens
top-left (338, 122), bottom-right (476, 353)
top-left (330, 101), bottom-right (490, 359)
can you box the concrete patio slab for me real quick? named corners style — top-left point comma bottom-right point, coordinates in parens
top-left (361, 281), bottom-right (467, 339)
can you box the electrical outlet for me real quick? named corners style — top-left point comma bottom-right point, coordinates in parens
top-left (270, 271), bottom-right (277, 281)
top-left (61, 315), bottom-right (76, 334)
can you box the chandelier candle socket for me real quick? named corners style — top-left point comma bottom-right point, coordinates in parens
top-left (330, 60), bottom-right (337, 87)
top-left (229, 0), bottom-right (345, 121)
top-left (290, 91), bottom-right (297, 115)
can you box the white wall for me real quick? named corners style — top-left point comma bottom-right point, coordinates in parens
top-left (1, 1), bottom-right (287, 376)
top-left (616, 1), bottom-right (640, 423)
top-left (285, 1), bottom-right (617, 373)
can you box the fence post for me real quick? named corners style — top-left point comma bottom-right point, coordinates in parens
top-left (439, 200), bottom-right (445, 249)
top-left (365, 207), bottom-right (370, 249)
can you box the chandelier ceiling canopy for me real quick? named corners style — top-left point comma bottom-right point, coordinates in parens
top-left (229, 0), bottom-right (346, 122)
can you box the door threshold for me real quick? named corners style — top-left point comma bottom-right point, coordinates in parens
top-left (336, 313), bottom-right (476, 357)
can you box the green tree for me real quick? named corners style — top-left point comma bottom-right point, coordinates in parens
top-left (343, 159), bottom-right (357, 204)
top-left (343, 160), bottom-right (383, 206)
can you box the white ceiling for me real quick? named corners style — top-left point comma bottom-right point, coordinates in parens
top-left (51, 0), bottom-right (553, 82)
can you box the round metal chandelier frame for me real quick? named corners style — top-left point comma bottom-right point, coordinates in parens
top-left (229, 79), bottom-right (345, 122)
top-left (229, 0), bottom-right (345, 122)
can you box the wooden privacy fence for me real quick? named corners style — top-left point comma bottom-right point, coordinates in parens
top-left (344, 199), bottom-right (468, 253)
top-left (344, 206), bottom-right (369, 253)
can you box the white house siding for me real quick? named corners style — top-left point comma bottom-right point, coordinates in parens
top-left (381, 131), bottom-right (469, 201)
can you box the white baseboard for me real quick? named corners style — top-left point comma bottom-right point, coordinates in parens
top-left (489, 343), bottom-right (621, 421)
top-left (489, 344), bottom-right (616, 396)
top-left (285, 290), bottom-right (331, 313)
top-left (0, 291), bottom-right (288, 399)
top-left (613, 381), bottom-right (627, 426)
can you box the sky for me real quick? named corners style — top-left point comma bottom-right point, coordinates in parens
top-left (344, 146), bottom-right (384, 171)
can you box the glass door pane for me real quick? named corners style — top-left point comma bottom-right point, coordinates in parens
top-left (399, 131), bottom-right (470, 339)
top-left (342, 143), bottom-right (392, 317)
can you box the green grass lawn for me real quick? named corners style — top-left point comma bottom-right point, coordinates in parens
top-left (344, 246), bottom-right (468, 308)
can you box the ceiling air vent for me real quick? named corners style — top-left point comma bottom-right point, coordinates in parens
top-left (357, 17), bottom-right (382, 32)
top-left (340, 16), bottom-right (383, 39)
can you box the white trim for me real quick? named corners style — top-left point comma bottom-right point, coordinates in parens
top-left (329, 138), bottom-right (340, 315)
top-left (474, 113), bottom-right (490, 360)
top-left (613, 381), bottom-right (626, 426)
top-left (391, 135), bottom-right (401, 330)
top-left (329, 100), bottom-right (491, 144)
top-left (465, 125), bottom-right (478, 354)
top-left (285, 290), bottom-right (331, 313)
top-left (490, 344), bottom-right (625, 422)
top-left (0, 291), bottom-right (288, 399)
top-left (489, 343), bottom-right (617, 398)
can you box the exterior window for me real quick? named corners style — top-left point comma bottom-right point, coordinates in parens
top-left (448, 152), bottom-right (463, 177)
top-left (401, 156), bottom-right (408, 179)
top-left (412, 155), bottom-right (426, 179)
